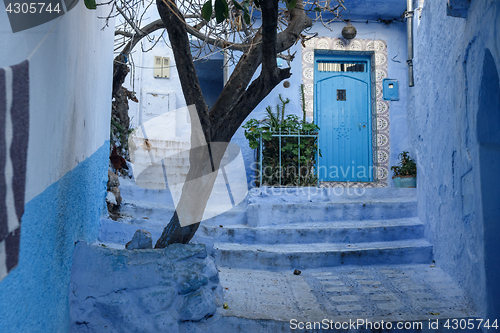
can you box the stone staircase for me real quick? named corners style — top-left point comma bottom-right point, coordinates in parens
top-left (97, 182), bottom-right (480, 332)
top-left (101, 183), bottom-right (433, 270)
top-left (197, 187), bottom-right (433, 270)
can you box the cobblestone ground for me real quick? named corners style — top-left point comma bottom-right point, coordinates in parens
top-left (219, 265), bottom-right (477, 325)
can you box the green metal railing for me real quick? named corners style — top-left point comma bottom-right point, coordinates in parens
top-left (258, 128), bottom-right (320, 187)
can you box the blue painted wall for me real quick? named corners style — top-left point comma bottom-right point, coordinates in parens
top-left (407, 0), bottom-right (500, 319)
top-left (0, 2), bottom-right (114, 331)
top-left (0, 142), bottom-right (109, 332)
top-left (231, 20), bottom-right (409, 187)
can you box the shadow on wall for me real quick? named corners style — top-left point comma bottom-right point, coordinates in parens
top-left (477, 49), bottom-right (500, 319)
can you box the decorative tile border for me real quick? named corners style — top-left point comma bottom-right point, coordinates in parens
top-left (302, 37), bottom-right (390, 188)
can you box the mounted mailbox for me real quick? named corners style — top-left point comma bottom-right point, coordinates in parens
top-left (383, 79), bottom-right (399, 101)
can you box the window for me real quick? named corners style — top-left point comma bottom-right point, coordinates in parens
top-left (154, 56), bottom-right (170, 78)
top-left (317, 61), bottom-right (366, 73)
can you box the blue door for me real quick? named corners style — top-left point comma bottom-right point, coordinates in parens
top-left (315, 55), bottom-right (372, 182)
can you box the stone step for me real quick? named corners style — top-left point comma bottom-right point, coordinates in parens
top-left (199, 217), bottom-right (425, 245)
top-left (247, 198), bottom-right (418, 227)
top-left (119, 201), bottom-right (176, 221)
top-left (213, 239), bottom-right (433, 270)
top-left (119, 179), bottom-right (175, 205)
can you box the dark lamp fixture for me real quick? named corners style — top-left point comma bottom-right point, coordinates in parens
top-left (342, 22), bottom-right (357, 40)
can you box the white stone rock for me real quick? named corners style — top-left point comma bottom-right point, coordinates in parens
top-left (106, 191), bottom-right (117, 205)
top-left (126, 229), bottom-right (153, 249)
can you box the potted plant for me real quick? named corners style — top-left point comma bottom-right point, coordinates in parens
top-left (242, 94), bottom-right (320, 187)
top-left (391, 165), bottom-right (402, 188)
top-left (391, 151), bottom-right (417, 188)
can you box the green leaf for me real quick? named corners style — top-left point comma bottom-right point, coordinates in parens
top-left (233, 0), bottom-right (243, 10)
top-left (215, 0), bottom-right (229, 23)
top-left (314, 6), bottom-right (321, 12)
top-left (286, 0), bottom-right (296, 10)
top-left (84, 0), bottom-right (96, 10)
top-left (253, 0), bottom-right (260, 8)
top-left (243, 11), bottom-right (251, 24)
top-left (202, 0), bottom-right (213, 22)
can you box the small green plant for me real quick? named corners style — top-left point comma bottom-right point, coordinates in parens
top-left (243, 94), bottom-right (320, 186)
top-left (392, 151), bottom-right (417, 178)
top-left (110, 118), bottom-right (135, 159)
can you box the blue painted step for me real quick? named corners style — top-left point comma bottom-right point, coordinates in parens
top-left (213, 239), bottom-right (433, 270)
top-left (247, 198), bottom-right (418, 227)
top-left (200, 217), bottom-right (425, 245)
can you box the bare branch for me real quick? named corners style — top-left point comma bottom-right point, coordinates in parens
top-left (156, 0), bottom-right (210, 139)
top-left (115, 30), bottom-right (134, 37)
top-left (115, 5), bottom-right (142, 36)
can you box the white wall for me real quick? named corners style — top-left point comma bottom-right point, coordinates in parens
top-left (0, 5), bottom-right (114, 202)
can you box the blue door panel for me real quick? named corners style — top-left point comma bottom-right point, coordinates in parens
top-left (315, 55), bottom-right (372, 182)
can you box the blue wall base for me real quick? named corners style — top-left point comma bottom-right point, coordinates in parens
top-left (0, 141), bottom-right (109, 333)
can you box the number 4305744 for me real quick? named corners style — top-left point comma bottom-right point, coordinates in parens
top-left (6, 2), bottom-right (61, 14)
top-left (444, 319), bottom-right (498, 330)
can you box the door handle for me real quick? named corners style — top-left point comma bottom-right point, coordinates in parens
top-left (359, 122), bottom-right (367, 130)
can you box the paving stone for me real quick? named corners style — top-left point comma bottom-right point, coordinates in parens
top-left (319, 280), bottom-right (344, 286)
top-left (361, 286), bottom-right (387, 293)
top-left (316, 275), bottom-right (340, 280)
top-left (406, 291), bottom-right (436, 299)
top-left (325, 286), bottom-right (351, 292)
top-left (348, 274), bottom-right (374, 280)
top-left (370, 293), bottom-right (399, 301)
top-left (377, 302), bottom-right (404, 310)
top-left (337, 304), bottom-right (363, 311)
top-left (384, 273), bottom-right (408, 277)
top-left (331, 295), bottom-right (360, 302)
top-left (395, 283), bottom-right (426, 291)
top-left (218, 265), bottom-right (476, 324)
top-left (357, 280), bottom-right (382, 285)
top-left (390, 278), bottom-right (415, 285)
top-left (311, 272), bottom-right (333, 276)
top-left (413, 299), bottom-right (457, 309)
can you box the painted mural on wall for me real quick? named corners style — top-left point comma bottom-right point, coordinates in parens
top-left (302, 38), bottom-right (390, 188)
top-left (0, 60), bottom-right (29, 282)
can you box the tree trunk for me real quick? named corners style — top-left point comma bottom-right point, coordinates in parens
top-left (154, 0), bottom-right (312, 248)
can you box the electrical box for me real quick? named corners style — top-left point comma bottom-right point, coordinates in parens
top-left (383, 79), bottom-right (399, 101)
top-left (154, 56), bottom-right (170, 78)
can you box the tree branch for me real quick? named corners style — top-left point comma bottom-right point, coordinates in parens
top-left (115, 5), bottom-right (142, 36)
top-left (260, 0), bottom-right (279, 79)
top-left (112, 19), bottom-right (166, 96)
top-left (115, 30), bottom-right (134, 38)
top-left (156, 0), bottom-right (210, 140)
top-left (120, 19), bottom-right (165, 56)
top-left (209, 0), bottom-right (312, 141)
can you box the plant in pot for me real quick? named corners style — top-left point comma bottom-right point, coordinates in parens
top-left (392, 151), bottom-right (417, 188)
top-left (391, 165), bottom-right (402, 188)
top-left (242, 93), bottom-right (320, 187)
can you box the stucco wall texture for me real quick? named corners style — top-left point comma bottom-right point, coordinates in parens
top-left (408, 0), bottom-right (500, 319)
top-left (0, 3), bottom-right (114, 332)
